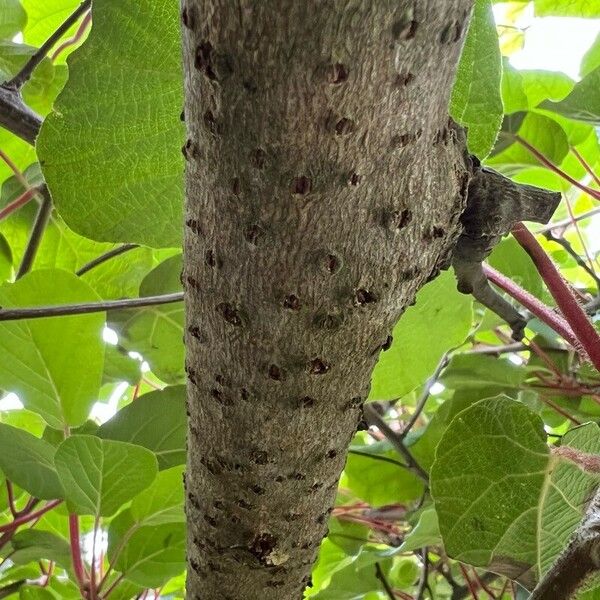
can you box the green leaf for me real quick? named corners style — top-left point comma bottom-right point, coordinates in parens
top-left (0, 423), bottom-right (62, 499)
top-left (37, 0), bottom-right (184, 247)
top-left (369, 270), bottom-right (472, 400)
top-left (540, 66), bottom-right (600, 125)
top-left (344, 439), bottom-right (423, 506)
top-left (581, 33), bottom-right (600, 77)
top-left (450, 0), bottom-right (503, 158)
top-left (397, 508), bottom-right (441, 553)
top-left (0, 0), bottom-right (27, 39)
top-left (109, 255), bottom-right (184, 384)
top-left (534, 0), bottom-right (600, 16)
top-left (0, 269), bottom-right (105, 428)
top-left (432, 398), bottom-right (600, 586)
top-left (129, 465), bottom-right (184, 526)
top-left (98, 386), bottom-right (185, 469)
top-left (54, 435), bottom-right (158, 516)
top-left (20, 0), bottom-right (78, 46)
top-left (102, 345), bottom-right (141, 386)
top-left (439, 354), bottom-right (526, 391)
top-left (108, 511), bottom-right (186, 588)
top-left (9, 530), bottom-right (71, 568)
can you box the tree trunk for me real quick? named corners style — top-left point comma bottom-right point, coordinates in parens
top-left (181, 1), bottom-right (473, 598)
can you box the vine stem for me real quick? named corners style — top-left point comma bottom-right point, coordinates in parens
top-left (514, 135), bottom-right (600, 201)
top-left (0, 187), bottom-right (39, 221)
top-left (5, 0), bottom-right (92, 90)
top-left (512, 223), bottom-right (600, 370)
top-left (0, 292), bottom-right (183, 321)
top-left (51, 9), bottom-right (92, 61)
top-left (0, 500), bottom-right (62, 533)
top-left (69, 514), bottom-right (88, 596)
top-left (482, 264), bottom-right (579, 349)
top-left (572, 147), bottom-right (600, 187)
top-left (0, 149), bottom-right (29, 190)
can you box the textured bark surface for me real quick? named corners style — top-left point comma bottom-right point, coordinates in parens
top-left (181, 2), bottom-right (472, 598)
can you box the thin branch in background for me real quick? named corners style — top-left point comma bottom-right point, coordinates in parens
top-left (563, 193), bottom-right (598, 278)
top-left (16, 186), bottom-right (52, 279)
top-left (363, 404), bottom-right (429, 484)
top-left (90, 516), bottom-right (100, 600)
top-left (416, 548), bottom-right (430, 600)
top-left (0, 500), bottom-right (61, 534)
top-left (539, 395), bottom-right (581, 425)
top-left (467, 342), bottom-right (527, 356)
top-left (512, 223), bottom-right (600, 370)
top-left (544, 230), bottom-right (600, 288)
top-left (470, 568), bottom-right (496, 599)
top-left (514, 135), bottom-right (600, 202)
top-left (0, 291), bottom-right (183, 322)
top-left (347, 449), bottom-right (410, 470)
top-left (458, 564), bottom-right (479, 599)
top-left (398, 353), bottom-right (449, 442)
top-left (0, 186), bottom-right (40, 221)
top-left (374, 562), bottom-right (396, 600)
top-left (482, 264), bottom-right (579, 349)
top-left (76, 243), bottom-right (139, 276)
top-left (5, 482), bottom-right (17, 518)
top-left (0, 149), bottom-right (29, 190)
top-left (536, 206), bottom-right (600, 234)
top-left (51, 9), bottom-right (92, 61)
top-left (572, 147), bottom-right (600, 187)
top-left (0, 580), bottom-right (25, 599)
top-left (5, 0), bottom-right (92, 91)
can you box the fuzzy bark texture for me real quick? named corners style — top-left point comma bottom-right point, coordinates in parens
top-left (181, 2), bottom-right (472, 598)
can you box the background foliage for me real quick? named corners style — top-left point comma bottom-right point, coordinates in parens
top-left (0, 0), bottom-right (599, 598)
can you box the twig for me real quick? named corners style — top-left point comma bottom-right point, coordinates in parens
top-left (347, 449), bottom-right (410, 470)
top-left (458, 564), bottom-right (479, 599)
top-left (0, 580), bottom-right (25, 599)
top-left (375, 562), bottom-right (396, 600)
top-left (16, 186), bottom-right (52, 279)
top-left (76, 244), bottom-right (139, 276)
top-left (512, 223), bottom-right (600, 370)
top-left (544, 230), bottom-right (600, 288)
top-left (536, 206), bottom-right (600, 234)
top-left (530, 486), bottom-right (600, 599)
top-left (5, 0), bottom-right (92, 91)
top-left (0, 86), bottom-right (42, 145)
top-left (398, 353), bottom-right (449, 442)
top-left (363, 404), bottom-right (429, 484)
top-left (5, 481), bottom-right (17, 518)
top-left (467, 342), bottom-right (527, 355)
top-left (416, 548), bottom-right (430, 600)
top-left (0, 292), bottom-right (183, 322)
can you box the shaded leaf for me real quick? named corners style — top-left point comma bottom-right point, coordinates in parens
top-left (54, 434), bottom-right (158, 516)
top-left (0, 269), bottom-right (104, 428)
top-left (98, 386), bottom-right (185, 469)
top-left (0, 423), bottom-right (62, 499)
top-left (37, 0), bottom-right (184, 247)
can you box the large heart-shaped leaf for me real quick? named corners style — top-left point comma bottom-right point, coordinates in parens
top-left (98, 386), bottom-right (185, 469)
top-left (54, 435), bottom-right (158, 516)
top-left (432, 397), bottom-right (600, 587)
top-left (37, 0), bottom-right (184, 247)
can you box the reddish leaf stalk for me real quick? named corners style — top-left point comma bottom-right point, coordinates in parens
top-left (0, 149), bottom-right (29, 190)
top-left (69, 514), bottom-right (88, 596)
top-left (51, 10), bottom-right (92, 61)
top-left (514, 135), bottom-right (600, 201)
top-left (572, 147), bottom-right (600, 187)
top-left (0, 186), bottom-right (39, 221)
top-left (0, 499), bottom-right (61, 533)
top-left (512, 224), bottom-right (600, 370)
top-left (459, 563), bottom-right (479, 599)
top-left (482, 264), bottom-right (579, 348)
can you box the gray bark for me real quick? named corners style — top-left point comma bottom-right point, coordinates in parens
top-left (181, 1), bottom-right (472, 598)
